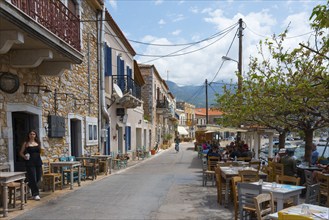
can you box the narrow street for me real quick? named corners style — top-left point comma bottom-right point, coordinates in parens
top-left (13, 142), bottom-right (234, 220)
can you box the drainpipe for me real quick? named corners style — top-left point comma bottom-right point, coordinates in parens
top-left (98, 7), bottom-right (110, 153)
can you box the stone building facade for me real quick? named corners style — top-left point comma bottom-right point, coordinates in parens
top-left (138, 64), bottom-right (176, 149)
top-left (0, 0), bottom-right (103, 171)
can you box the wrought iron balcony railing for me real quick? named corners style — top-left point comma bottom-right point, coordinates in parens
top-left (156, 99), bottom-right (169, 109)
top-left (112, 75), bottom-right (141, 100)
top-left (11, 0), bottom-right (80, 51)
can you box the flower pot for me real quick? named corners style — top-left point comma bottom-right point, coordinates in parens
top-left (151, 149), bottom-right (156, 155)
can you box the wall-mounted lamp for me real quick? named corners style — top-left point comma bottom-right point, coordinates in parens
top-left (23, 83), bottom-right (52, 94)
top-left (138, 120), bottom-right (142, 124)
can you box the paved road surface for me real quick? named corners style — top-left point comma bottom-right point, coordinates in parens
top-left (14, 142), bottom-right (234, 220)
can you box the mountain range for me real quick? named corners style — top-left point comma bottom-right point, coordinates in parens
top-left (166, 80), bottom-right (226, 108)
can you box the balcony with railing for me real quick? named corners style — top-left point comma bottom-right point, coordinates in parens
top-left (112, 75), bottom-right (142, 108)
top-left (10, 0), bottom-right (80, 51)
top-left (156, 99), bottom-right (171, 115)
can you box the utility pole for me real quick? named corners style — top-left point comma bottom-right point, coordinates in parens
top-left (236, 18), bottom-right (244, 142)
top-left (205, 79), bottom-right (208, 124)
top-left (238, 18), bottom-right (243, 93)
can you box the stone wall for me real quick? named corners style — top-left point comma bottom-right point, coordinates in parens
top-left (0, 1), bottom-right (100, 163)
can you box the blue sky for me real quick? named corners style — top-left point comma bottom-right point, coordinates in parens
top-left (106, 0), bottom-right (326, 86)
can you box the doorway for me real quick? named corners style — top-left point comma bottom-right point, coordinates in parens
top-left (12, 112), bottom-right (38, 171)
top-left (70, 119), bottom-right (82, 157)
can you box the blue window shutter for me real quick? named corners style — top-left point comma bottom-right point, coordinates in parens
top-left (128, 126), bottom-right (131, 151)
top-left (105, 46), bottom-right (112, 76)
top-left (118, 59), bottom-right (125, 92)
top-left (125, 126), bottom-right (128, 152)
top-left (117, 56), bottom-right (120, 75)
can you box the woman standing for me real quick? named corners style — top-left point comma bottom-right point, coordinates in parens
top-left (19, 130), bottom-right (43, 200)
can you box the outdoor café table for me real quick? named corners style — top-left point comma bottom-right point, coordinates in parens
top-left (268, 203), bottom-right (329, 220)
top-left (220, 166), bottom-right (267, 207)
top-left (0, 172), bottom-right (26, 217)
top-left (250, 181), bottom-right (305, 211)
top-left (50, 161), bottom-right (81, 190)
top-left (91, 155), bottom-right (112, 175)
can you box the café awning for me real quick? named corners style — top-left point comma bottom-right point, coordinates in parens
top-left (178, 126), bottom-right (189, 135)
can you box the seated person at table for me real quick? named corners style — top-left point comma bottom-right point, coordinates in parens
top-left (230, 145), bottom-right (241, 159)
top-left (274, 148), bottom-right (286, 163)
top-left (207, 145), bottom-right (221, 159)
top-left (313, 164), bottom-right (329, 182)
top-left (240, 144), bottom-right (252, 158)
top-left (280, 149), bottom-right (297, 177)
top-left (311, 143), bottom-right (319, 165)
top-left (202, 142), bottom-right (207, 150)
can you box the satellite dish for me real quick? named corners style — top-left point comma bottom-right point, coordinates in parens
top-left (113, 83), bottom-right (123, 98)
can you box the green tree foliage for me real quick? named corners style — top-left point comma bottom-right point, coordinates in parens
top-left (215, 2), bottom-right (329, 163)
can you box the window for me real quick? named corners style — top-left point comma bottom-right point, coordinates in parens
top-left (86, 117), bottom-right (98, 145)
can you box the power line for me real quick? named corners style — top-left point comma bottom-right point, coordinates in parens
top-left (208, 28), bottom-right (239, 83)
top-left (184, 85), bottom-right (205, 103)
top-left (246, 25), bottom-right (315, 39)
top-left (128, 22), bottom-right (238, 47)
top-left (140, 24), bottom-right (237, 63)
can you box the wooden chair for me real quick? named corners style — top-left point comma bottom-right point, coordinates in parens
top-left (232, 176), bottom-right (242, 220)
top-left (42, 159), bottom-right (62, 192)
top-left (249, 161), bottom-right (261, 172)
top-left (317, 172), bottom-right (329, 206)
top-left (253, 192), bottom-right (274, 220)
top-left (278, 212), bottom-right (313, 220)
top-left (305, 183), bottom-right (320, 205)
top-left (203, 158), bottom-right (215, 186)
top-left (276, 175), bottom-right (300, 208)
top-left (238, 182), bottom-right (262, 220)
top-left (276, 175), bottom-right (300, 186)
top-left (261, 164), bottom-right (273, 182)
top-left (239, 170), bottom-right (259, 182)
top-left (8, 181), bottom-right (28, 208)
top-left (272, 162), bottom-right (284, 182)
top-left (203, 156), bottom-right (220, 186)
top-left (207, 156), bottom-right (220, 171)
top-left (304, 170), bottom-right (313, 186)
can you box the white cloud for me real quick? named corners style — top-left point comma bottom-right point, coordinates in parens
top-left (158, 19), bottom-right (166, 25)
top-left (190, 6), bottom-right (199, 14)
top-left (178, 1), bottom-right (185, 5)
top-left (172, 30), bottom-right (181, 36)
top-left (107, 0), bottom-right (117, 9)
top-left (172, 14), bottom-right (185, 22)
top-left (134, 2), bottom-right (318, 86)
top-left (154, 0), bottom-right (163, 5)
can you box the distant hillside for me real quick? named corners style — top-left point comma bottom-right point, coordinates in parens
top-left (166, 81), bottom-right (226, 108)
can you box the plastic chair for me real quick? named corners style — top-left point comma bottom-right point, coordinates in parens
top-left (278, 211), bottom-right (312, 220)
top-left (253, 193), bottom-right (274, 220)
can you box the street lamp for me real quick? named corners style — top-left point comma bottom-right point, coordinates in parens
top-left (222, 56), bottom-right (238, 63)
top-left (222, 55), bottom-right (242, 93)
top-left (222, 55), bottom-right (243, 142)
